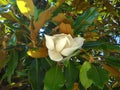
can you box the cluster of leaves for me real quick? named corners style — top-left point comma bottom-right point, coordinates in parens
top-left (0, 0), bottom-right (120, 90)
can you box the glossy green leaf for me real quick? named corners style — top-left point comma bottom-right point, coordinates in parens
top-left (0, 4), bottom-right (11, 13)
top-left (90, 84), bottom-right (109, 90)
top-left (101, 44), bottom-right (120, 52)
top-left (34, 6), bottom-right (41, 21)
top-left (28, 60), bottom-right (45, 90)
top-left (105, 56), bottom-right (120, 69)
top-left (7, 33), bottom-right (17, 46)
top-left (44, 66), bottom-right (65, 90)
top-left (64, 61), bottom-right (79, 89)
top-left (16, 69), bottom-right (27, 77)
top-left (73, 7), bottom-right (99, 34)
top-left (48, 0), bottom-right (56, 3)
top-left (2, 52), bottom-right (18, 83)
top-left (87, 65), bottom-right (109, 89)
top-left (83, 41), bottom-right (105, 48)
top-left (79, 61), bottom-right (93, 89)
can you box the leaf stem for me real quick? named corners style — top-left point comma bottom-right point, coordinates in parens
top-left (45, 58), bottom-right (52, 67)
top-left (35, 58), bottom-right (39, 90)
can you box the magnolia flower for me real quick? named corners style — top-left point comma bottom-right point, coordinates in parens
top-left (45, 33), bottom-right (85, 62)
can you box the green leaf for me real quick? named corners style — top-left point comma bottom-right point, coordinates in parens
top-left (28, 59), bottom-right (45, 90)
top-left (34, 6), bottom-right (41, 21)
top-left (2, 52), bottom-right (18, 83)
top-left (0, 4), bottom-right (11, 13)
top-left (101, 44), bottom-right (120, 52)
top-left (87, 65), bottom-right (109, 89)
top-left (90, 84), bottom-right (109, 90)
top-left (80, 61), bottom-right (93, 89)
top-left (0, 0), bottom-right (8, 5)
top-left (44, 66), bottom-right (65, 90)
top-left (83, 41), bottom-right (105, 49)
top-left (16, 69), bottom-right (27, 77)
top-left (7, 33), bottom-right (17, 46)
top-left (64, 61), bottom-right (79, 89)
top-left (73, 7), bottom-right (99, 34)
top-left (105, 56), bottom-right (120, 69)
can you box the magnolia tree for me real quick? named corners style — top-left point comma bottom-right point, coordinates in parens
top-left (0, 0), bottom-right (120, 90)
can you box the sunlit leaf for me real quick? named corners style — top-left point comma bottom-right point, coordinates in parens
top-left (0, 0), bottom-right (8, 5)
top-left (80, 61), bottom-right (93, 89)
top-left (27, 47), bottom-right (48, 58)
top-left (16, 0), bottom-right (34, 18)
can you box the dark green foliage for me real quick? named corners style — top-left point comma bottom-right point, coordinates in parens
top-left (73, 7), bottom-right (99, 34)
top-left (87, 65), bottom-right (109, 89)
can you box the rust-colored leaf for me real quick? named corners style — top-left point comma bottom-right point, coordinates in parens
top-left (30, 7), bottom-right (54, 47)
top-left (30, 0), bottom-right (67, 47)
top-left (103, 64), bottom-right (120, 77)
top-left (27, 47), bottom-right (48, 58)
top-left (59, 23), bottom-right (73, 35)
top-left (0, 50), bottom-right (6, 71)
top-left (52, 13), bottom-right (66, 23)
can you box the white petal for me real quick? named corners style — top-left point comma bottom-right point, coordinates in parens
top-left (66, 34), bottom-right (73, 46)
top-left (61, 37), bottom-right (85, 56)
top-left (61, 46), bottom-right (78, 56)
top-left (54, 33), bottom-right (66, 37)
top-left (45, 34), bottom-right (54, 50)
top-left (56, 37), bottom-right (67, 52)
top-left (73, 37), bottom-right (85, 48)
top-left (48, 50), bottom-right (63, 61)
